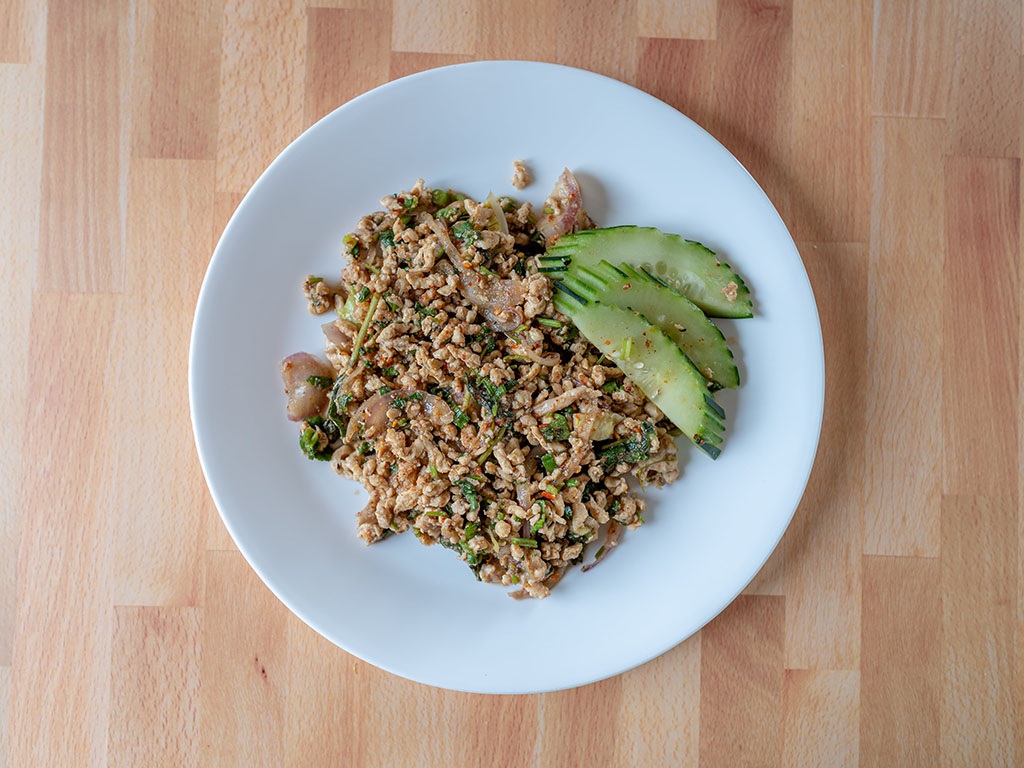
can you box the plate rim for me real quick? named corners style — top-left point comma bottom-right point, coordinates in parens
top-left (188, 59), bottom-right (825, 694)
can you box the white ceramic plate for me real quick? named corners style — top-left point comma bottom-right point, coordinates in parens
top-left (189, 61), bottom-right (823, 694)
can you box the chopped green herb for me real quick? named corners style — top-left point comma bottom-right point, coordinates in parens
top-left (539, 411), bottom-right (571, 442)
top-left (378, 229), bottom-right (395, 248)
top-left (511, 537), bottom-right (538, 548)
top-left (530, 513), bottom-right (546, 534)
top-left (463, 522), bottom-right (479, 540)
top-left (537, 317), bottom-right (563, 328)
top-left (356, 285), bottom-right (370, 303)
top-left (542, 205), bottom-right (554, 214)
top-left (414, 302), bottom-right (438, 316)
top-left (305, 375), bottom-right (332, 389)
top-left (456, 480), bottom-right (480, 515)
top-left (429, 463), bottom-right (439, 479)
top-left (327, 376), bottom-right (351, 431)
top-left (366, 264), bottom-right (380, 275)
top-left (383, 366), bottom-right (398, 378)
top-left (389, 463), bottom-right (398, 473)
top-left (356, 441), bottom-right (374, 457)
top-left (467, 373), bottom-right (510, 419)
top-left (299, 416), bottom-right (338, 461)
top-left (601, 381), bottom-right (621, 393)
top-left (452, 220), bottom-right (478, 247)
top-left (541, 453), bottom-right (557, 473)
top-left (470, 326), bottom-right (497, 356)
top-left (307, 276), bottom-right (323, 284)
top-left (478, 265), bottom-right (498, 278)
top-left (378, 386), bottom-right (390, 395)
top-left (423, 509), bottom-right (448, 517)
top-left (343, 234), bottom-right (360, 256)
top-left (383, 296), bottom-right (400, 313)
top-left (402, 195), bottom-right (417, 209)
top-left (431, 189), bottom-right (450, 206)
top-left (436, 203), bottom-right (460, 221)
top-left (566, 478), bottom-right (580, 487)
top-left (599, 421), bottom-right (656, 469)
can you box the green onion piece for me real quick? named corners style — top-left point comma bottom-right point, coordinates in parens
top-left (513, 322), bottom-right (529, 334)
top-left (593, 545), bottom-right (606, 560)
top-left (464, 522), bottom-right (479, 540)
top-left (356, 285), bottom-right (370, 302)
top-left (622, 337), bottom-right (633, 360)
top-left (465, 474), bottom-right (486, 483)
top-left (566, 478), bottom-right (580, 487)
top-left (530, 513), bottom-right (546, 534)
top-left (348, 293), bottom-right (380, 370)
top-left (537, 317), bottom-right (563, 328)
top-left (478, 265), bottom-right (498, 278)
top-left (601, 381), bottom-right (621, 393)
top-left (511, 537), bottom-right (538, 548)
top-left (384, 296), bottom-right (400, 313)
top-left (402, 196), bottom-right (417, 209)
top-left (541, 453), bottom-right (557, 473)
top-left (423, 510), bottom-right (447, 517)
top-left (308, 276), bottom-right (323, 284)
top-left (366, 264), bottom-right (380, 275)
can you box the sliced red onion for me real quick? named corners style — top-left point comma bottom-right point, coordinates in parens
top-left (425, 213), bottom-right (525, 332)
top-left (581, 521), bottom-right (621, 573)
top-left (321, 319), bottom-right (356, 350)
top-left (536, 168), bottom-right (583, 243)
top-left (345, 389), bottom-right (452, 442)
top-left (280, 352), bottom-right (332, 422)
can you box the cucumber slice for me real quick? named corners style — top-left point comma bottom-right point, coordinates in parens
top-left (560, 260), bottom-right (739, 389)
top-left (538, 226), bottom-right (753, 318)
top-left (552, 289), bottom-right (725, 459)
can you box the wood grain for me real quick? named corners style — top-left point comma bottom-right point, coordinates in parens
top-left (940, 495), bottom-right (1017, 765)
top-left (130, 0), bottom-right (222, 160)
top-left (5, 1), bottom-right (1024, 764)
top-left (942, 156), bottom-right (1020, 495)
top-left (200, 551), bottom-right (290, 768)
top-left (108, 607), bottom-right (201, 768)
top-left (860, 555), bottom-right (941, 766)
top-left (38, 0), bottom-right (131, 291)
top-left (871, 0), bottom-right (951, 118)
top-left (782, 670), bottom-right (859, 767)
top-left (698, 595), bottom-right (784, 767)
top-left (864, 117), bottom-right (944, 556)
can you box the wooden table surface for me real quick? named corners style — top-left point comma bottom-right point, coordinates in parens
top-left (2, 0), bottom-right (1021, 765)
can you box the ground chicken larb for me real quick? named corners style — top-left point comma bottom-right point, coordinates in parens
top-left (282, 174), bottom-right (680, 598)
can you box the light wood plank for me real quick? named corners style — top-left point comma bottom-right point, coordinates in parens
top-left (637, 38), bottom-right (717, 134)
top-left (871, 0), bottom-right (952, 117)
top-left (281, 618), bottom-right (367, 766)
top-left (216, 0), bottom-right (306, 194)
top-left (613, 634), bottom-right (700, 767)
top-left (388, 52), bottom-right (472, 81)
top-left (708, 0), bottom-right (793, 228)
top-left (860, 555), bottom-right (941, 766)
top-left (474, 0), bottom-right (558, 63)
top-left (781, 670), bottom-right (858, 767)
top-left (637, 0), bottom-right (717, 40)
top-left (200, 551), bottom-right (289, 768)
top-left (0, 57), bottom-right (44, 665)
top-left (130, 0), bottom-right (223, 159)
top-left (305, 8), bottom-right (390, 126)
top-left (0, 0), bottom-right (26, 62)
top-left (391, 0), bottom-right (477, 54)
top-left (555, 0), bottom-right (638, 84)
top-left (699, 595), bottom-right (784, 767)
top-left (947, 0), bottom-right (1021, 156)
top-left (781, 243), bottom-right (865, 669)
top-left (864, 117), bottom-right (944, 556)
top-left (109, 607), bottom-right (201, 768)
top-left (8, 294), bottom-right (119, 768)
top-left (940, 495), bottom-right (1017, 766)
top-left (108, 159), bottom-right (215, 606)
top-left (790, 0), bottom-right (871, 242)
top-left (37, 0), bottom-right (131, 292)
top-left (942, 156), bottom-right (1020, 495)
top-left (0, 666), bottom-right (9, 768)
